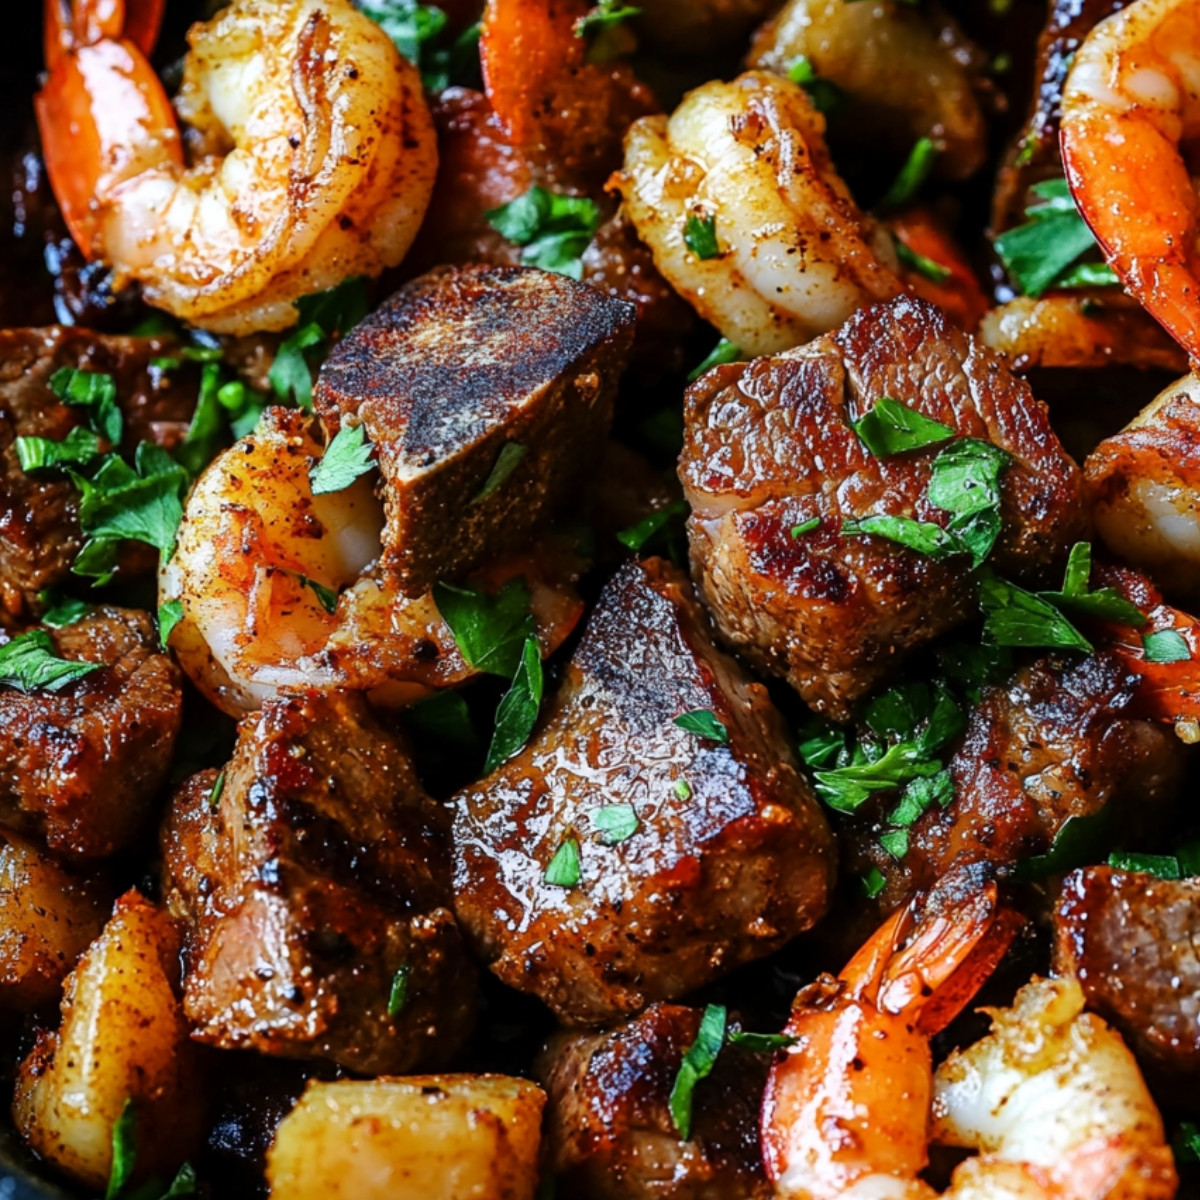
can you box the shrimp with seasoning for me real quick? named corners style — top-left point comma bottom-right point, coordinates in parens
top-left (1061, 0), bottom-right (1200, 362)
top-left (615, 71), bottom-right (904, 356)
top-left (761, 880), bottom-right (1175, 1199)
top-left (36, 0), bottom-right (437, 334)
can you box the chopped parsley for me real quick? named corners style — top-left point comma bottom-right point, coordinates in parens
top-left (862, 866), bottom-right (886, 898)
top-left (50, 367), bottom-right (122, 445)
top-left (15, 426), bottom-right (103, 472)
top-left (269, 277), bottom-right (371, 410)
top-left (107, 1099), bottom-right (138, 1200)
top-left (1107, 851), bottom-right (1184, 880)
top-left (297, 574), bottom-right (339, 614)
top-left (1012, 809), bottom-right (1114, 881)
top-left (387, 964), bottom-right (411, 1017)
top-left (880, 137), bottom-right (938, 209)
top-left (687, 337), bottom-right (742, 383)
top-left (158, 600), bottom-right (184, 648)
top-left (40, 595), bottom-right (94, 627)
top-left (893, 238), bottom-right (952, 284)
top-left (993, 178), bottom-right (1118, 298)
top-left (684, 213), bottom-right (720, 260)
top-left (669, 1003), bottom-right (725, 1140)
top-left (361, 0), bottom-right (481, 91)
top-left (1037, 542), bottom-right (1143, 625)
top-left (852, 397), bottom-right (954, 458)
top-left (674, 778), bottom-right (693, 801)
top-left (726, 1030), bottom-right (797, 1053)
top-left (791, 517), bottom-right (820, 537)
top-left (174, 362), bottom-right (227, 478)
top-left (433, 577), bottom-right (535, 678)
top-left (474, 442), bottom-right (527, 502)
top-left (309, 423), bottom-right (376, 496)
top-left (483, 635), bottom-right (544, 773)
top-left (0, 629), bottom-right (103, 693)
top-left (591, 803), bottom-right (639, 844)
top-left (486, 187), bottom-right (601, 280)
top-left (544, 834), bottom-right (582, 888)
top-left (207, 770), bottom-right (226, 811)
top-left (617, 500), bottom-right (688, 553)
top-left (1172, 1122), bottom-right (1200, 1164)
top-left (576, 0), bottom-right (642, 38)
top-left (673, 708), bottom-right (729, 743)
top-left (787, 56), bottom-right (842, 114)
top-left (1143, 629), bottom-right (1191, 664)
top-left (978, 572), bottom-right (1092, 652)
top-left (879, 828), bottom-right (909, 860)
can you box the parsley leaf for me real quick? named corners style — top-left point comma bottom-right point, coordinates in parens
top-left (207, 770), bottom-right (225, 811)
top-left (1012, 808), bottom-right (1113, 881)
top-left (893, 239), bottom-right (952, 284)
top-left (1172, 1122), bottom-right (1200, 1165)
top-left (787, 56), bottom-right (842, 113)
top-left (617, 500), bottom-right (688, 553)
top-left (576, 0), bottom-right (642, 37)
top-left (50, 367), bottom-right (122, 445)
top-left (813, 740), bottom-right (941, 813)
top-left (591, 803), bottom-right (639, 845)
top-left (40, 595), bottom-right (95, 627)
top-left (880, 137), bottom-right (938, 209)
top-left (486, 187), bottom-right (601, 280)
top-left (269, 278), bottom-right (370, 409)
top-left (363, 0), bottom-right (480, 91)
top-left (1039, 542), bottom-right (1145, 626)
top-left (0, 629), bottom-right (103, 693)
top-left (433, 577), bottom-right (534, 678)
top-left (483, 635), bottom-right (544, 773)
top-left (107, 1099), bottom-right (138, 1200)
top-left (791, 517), bottom-right (820, 537)
top-left (1143, 629), bottom-right (1191, 663)
top-left (674, 708), bottom-right (729, 743)
top-left (979, 572), bottom-right (1092, 652)
top-left (297, 574), bottom-right (339, 614)
top-left (268, 323), bottom-right (324, 410)
top-left (158, 600), bottom-right (184, 648)
top-left (687, 337), bottom-right (742, 383)
top-left (726, 1030), bottom-right (797, 1053)
top-left (15, 425), bottom-right (104, 471)
top-left (879, 828), bottom-right (909, 859)
top-left (544, 834), bottom-right (582, 887)
top-left (862, 866), bottom-right (886, 898)
top-left (175, 362), bottom-right (227, 478)
top-left (310, 423), bottom-right (376, 496)
top-left (1107, 851), bottom-right (1182, 880)
top-left (852, 397), bottom-right (955, 458)
top-left (843, 514), bottom-right (961, 559)
top-left (993, 178), bottom-right (1108, 298)
top-left (684, 213), bottom-right (720, 259)
top-left (387, 964), bottom-right (411, 1017)
top-left (674, 778), bottom-right (693, 800)
top-left (474, 442), bottom-right (527, 501)
top-left (670, 1003), bottom-right (726, 1140)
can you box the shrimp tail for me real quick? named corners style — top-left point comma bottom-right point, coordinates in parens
top-left (45, 0), bottom-right (165, 70)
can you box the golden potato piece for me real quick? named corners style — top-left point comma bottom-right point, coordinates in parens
top-left (12, 891), bottom-right (202, 1191)
top-left (267, 1075), bottom-right (546, 1200)
top-left (0, 830), bottom-right (108, 1010)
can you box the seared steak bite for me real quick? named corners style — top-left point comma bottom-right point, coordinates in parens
top-left (314, 264), bottom-right (636, 597)
top-left (0, 327), bottom-right (198, 622)
top-left (161, 691), bottom-right (476, 1074)
top-left (536, 1003), bottom-right (772, 1200)
top-left (1056, 866), bottom-right (1200, 1086)
top-left (0, 607), bottom-right (182, 859)
top-left (680, 295), bottom-right (1086, 719)
top-left (844, 650), bottom-right (1185, 915)
top-left (452, 557), bottom-right (834, 1026)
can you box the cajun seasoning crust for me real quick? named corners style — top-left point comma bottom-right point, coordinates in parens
top-left (314, 264), bottom-right (637, 597)
top-left (536, 1003), bottom-right (772, 1200)
top-left (680, 295), bottom-right (1087, 719)
top-left (0, 607), bottom-right (182, 860)
top-left (161, 691), bottom-right (477, 1075)
top-left (452, 557), bottom-right (834, 1027)
top-left (0, 327), bottom-right (199, 622)
top-left (1056, 866), bottom-right (1200, 1088)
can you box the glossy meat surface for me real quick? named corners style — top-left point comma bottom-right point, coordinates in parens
top-left (0, 327), bottom-right (197, 621)
top-left (0, 607), bottom-right (182, 859)
top-left (314, 264), bottom-right (636, 596)
top-left (537, 1003), bottom-right (771, 1200)
top-left (162, 691), bottom-right (476, 1074)
top-left (1056, 866), bottom-right (1200, 1085)
top-left (452, 557), bottom-right (834, 1025)
top-left (681, 296), bottom-right (1085, 718)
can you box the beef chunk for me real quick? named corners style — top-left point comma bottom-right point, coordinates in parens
top-left (1056, 866), bottom-right (1200, 1085)
top-left (0, 607), bottom-right (182, 859)
top-left (536, 1003), bottom-right (772, 1200)
top-left (452, 557), bottom-right (834, 1026)
top-left (846, 651), bottom-right (1184, 914)
top-left (162, 691), bottom-right (476, 1074)
top-left (680, 295), bottom-right (1086, 718)
top-left (314, 265), bottom-right (636, 596)
top-left (0, 327), bottom-right (198, 621)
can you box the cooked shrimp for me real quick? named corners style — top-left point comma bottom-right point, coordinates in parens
top-left (1061, 0), bottom-right (1200, 362)
top-left (35, 0), bottom-right (437, 334)
top-left (762, 884), bottom-right (1175, 1200)
top-left (615, 71), bottom-right (903, 356)
top-left (160, 408), bottom-right (583, 716)
top-left (932, 976), bottom-right (1177, 1200)
top-left (747, 0), bottom-right (987, 179)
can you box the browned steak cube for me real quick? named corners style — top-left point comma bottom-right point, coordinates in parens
top-left (0, 607), bottom-right (182, 859)
top-left (162, 691), bottom-right (476, 1074)
top-left (0, 327), bottom-right (198, 621)
top-left (452, 557), bottom-right (834, 1026)
top-left (537, 1003), bottom-right (772, 1200)
top-left (314, 265), bottom-right (636, 596)
top-left (680, 295), bottom-right (1086, 719)
top-left (1056, 866), bottom-right (1200, 1086)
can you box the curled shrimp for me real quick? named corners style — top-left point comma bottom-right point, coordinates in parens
top-left (615, 71), bottom-right (903, 356)
top-left (762, 883), bottom-right (1175, 1199)
top-left (36, 0), bottom-right (437, 334)
top-left (160, 408), bottom-right (583, 716)
top-left (1061, 0), bottom-right (1200, 362)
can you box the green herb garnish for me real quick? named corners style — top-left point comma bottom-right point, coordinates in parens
top-left (1143, 629), bottom-right (1191, 663)
top-left (687, 337), bottom-right (742, 383)
top-left (669, 1003), bottom-right (726, 1140)
top-left (50, 367), bottom-right (122, 445)
top-left (486, 187), bottom-right (601, 281)
top-left (852, 397), bottom-right (955, 458)
top-left (880, 137), bottom-right (938, 209)
top-left (484, 636), bottom-right (544, 773)
top-left (591, 803), bottom-right (639, 845)
top-left (158, 600), bottom-right (184, 648)
top-left (893, 239), bottom-right (952, 283)
top-left (310, 423), bottom-right (376, 496)
top-left (433, 577), bottom-right (534, 678)
top-left (544, 834), bottom-right (582, 888)
top-left (387, 964), bottom-right (411, 1017)
top-left (474, 443), bottom-right (527, 501)
top-left (684, 213), bottom-right (720, 260)
top-left (106, 1099), bottom-right (138, 1200)
top-left (674, 708), bottom-right (729, 743)
top-left (0, 629), bottom-right (103, 693)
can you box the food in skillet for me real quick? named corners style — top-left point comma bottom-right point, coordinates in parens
top-left (2, 0), bottom-right (1200, 1197)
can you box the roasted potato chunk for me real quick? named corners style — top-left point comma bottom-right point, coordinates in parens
top-left (266, 1076), bottom-right (545, 1200)
top-left (12, 891), bottom-right (202, 1192)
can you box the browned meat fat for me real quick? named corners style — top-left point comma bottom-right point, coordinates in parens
top-left (1056, 866), bottom-right (1200, 1087)
top-left (845, 651), bottom-right (1184, 915)
top-left (536, 1003), bottom-right (772, 1200)
top-left (680, 295), bottom-right (1086, 718)
top-left (0, 327), bottom-right (198, 622)
top-left (0, 607), bottom-right (182, 859)
top-left (314, 265), bottom-right (636, 596)
top-left (452, 557), bottom-right (834, 1026)
top-left (161, 691), bottom-right (476, 1074)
